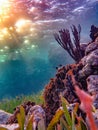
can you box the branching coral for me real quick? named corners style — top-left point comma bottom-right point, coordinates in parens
top-left (54, 25), bottom-right (83, 62)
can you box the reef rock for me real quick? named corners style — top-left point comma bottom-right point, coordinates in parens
top-left (43, 40), bottom-right (98, 125)
top-left (0, 110), bottom-right (12, 124)
top-left (7, 101), bottom-right (35, 124)
top-left (26, 105), bottom-right (46, 130)
top-left (85, 41), bottom-right (98, 55)
top-left (0, 124), bottom-right (19, 130)
top-left (43, 64), bottom-right (82, 125)
top-left (87, 75), bottom-right (98, 108)
top-left (6, 103), bottom-right (46, 130)
top-left (0, 110), bottom-right (18, 130)
top-left (78, 42), bottom-right (98, 79)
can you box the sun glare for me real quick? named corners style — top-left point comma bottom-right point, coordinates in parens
top-left (0, 0), bottom-right (9, 6)
top-left (1, 28), bottom-right (8, 35)
top-left (0, 0), bottom-right (11, 16)
top-left (15, 19), bottom-right (34, 34)
top-left (0, 0), bottom-right (11, 18)
top-left (15, 19), bottom-right (33, 27)
top-left (0, 0), bottom-right (10, 10)
top-left (15, 19), bottom-right (28, 28)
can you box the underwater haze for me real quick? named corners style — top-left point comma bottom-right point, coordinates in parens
top-left (0, 0), bottom-right (98, 99)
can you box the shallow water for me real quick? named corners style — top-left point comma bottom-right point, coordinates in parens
top-left (0, 44), bottom-right (73, 99)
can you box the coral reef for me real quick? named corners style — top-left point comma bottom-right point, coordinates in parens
top-left (44, 27), bottom-right (98, 126)
top-left (43, 64), bottom-right (80, 126)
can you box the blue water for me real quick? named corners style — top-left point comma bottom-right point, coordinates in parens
top-left (0, 0), bottom-right (98, 99)
top-left (0, 44), bottom-right (73, 99)
top-left (0, 58), bottom-right (52, 99)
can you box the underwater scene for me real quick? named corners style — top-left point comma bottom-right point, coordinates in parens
top-left (0, 0), bottom-right (97, 99)
top-left (0, 0), bottom-right (76, 99)
top-left (0, 0), bottom-right (98, 130)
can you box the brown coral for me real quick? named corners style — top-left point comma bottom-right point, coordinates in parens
top-left (54, 25), bottom-right (84, 62)
top-left (43, 64), bottom-right (82, 126)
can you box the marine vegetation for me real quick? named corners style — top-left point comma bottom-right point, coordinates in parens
top-left (54, 25), bottom-right (84, 62)
top-left (0, 25), bottom-right (98, 130)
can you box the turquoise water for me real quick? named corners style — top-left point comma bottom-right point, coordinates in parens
top-left (0, 45), bottom-right (51, 99)
top-left (0, 59), bottom-right (52, 99)
top-left (0, 43), bottom-right (73, 99)
top-left (0, 0), bottom-right (98, 99)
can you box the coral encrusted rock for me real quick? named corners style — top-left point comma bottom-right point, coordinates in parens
top-left (0, 124), bottom-right (19, 130)
top-left (0, 110), bottom-right (12, 124)
top-left (7, 101), bottom-right (35, 124)
top-left (43, 39), bottom-right (98, 125)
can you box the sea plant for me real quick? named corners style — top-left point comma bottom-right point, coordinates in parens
top-left (17, 106), bottom-right (25, 130)
top-left (54, 25), bottom-right (83, 62)
top-left (47, 95), bottom-right (88, 130)
top-left (47, 108), bottom-right (64, 130)
top-left (2, 88), bottom-right (97, 130)
top-left (16, 105), bottom-right (46, 130)
top-left (16, 106), bottom-right (33, 130)
top-left (60, 96), bottom-right (88, 130)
